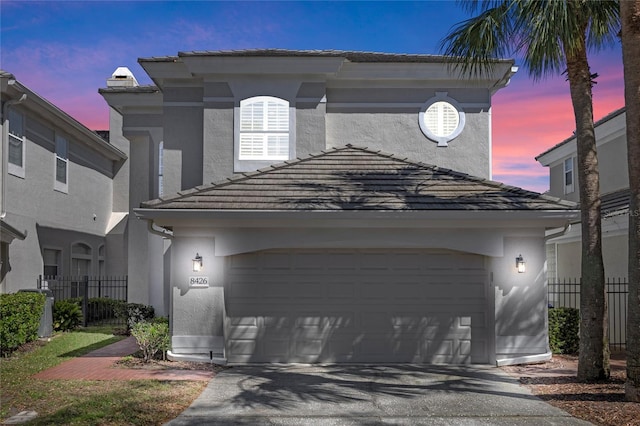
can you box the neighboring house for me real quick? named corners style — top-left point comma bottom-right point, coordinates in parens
top-left (536, 107), bottom-right (629, 280)
top-left (100, 49), bottom-right (579, 366)
top-left (0, 71), bottom-right (128, 295)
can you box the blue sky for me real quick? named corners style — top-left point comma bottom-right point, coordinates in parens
top-left (0, 0), bottom-right (625, 192)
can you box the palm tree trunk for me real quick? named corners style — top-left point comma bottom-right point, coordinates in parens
top-left (564, 38), bottom-right (610, 381)
top-left (621, 0), bottom-right (640, 402)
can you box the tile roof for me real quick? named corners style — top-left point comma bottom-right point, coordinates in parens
top-left (139, 49), bottom-right (514, 65)
top-left (142, 146), bottom-right (576, 212)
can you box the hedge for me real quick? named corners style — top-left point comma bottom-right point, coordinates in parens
top-left (549, 307), bottom-right (580, 354)
top-left (86, 297), bottom-right (125, 322)
top-left (115, 302), bottom-right (155, 330)
top-left (0, 292), bottom-right (45, 356)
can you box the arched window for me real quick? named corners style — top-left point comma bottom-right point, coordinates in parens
top-left (238, 96), bottom-right (290, 160)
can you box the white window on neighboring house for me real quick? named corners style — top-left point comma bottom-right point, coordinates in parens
top-left (43, 248), bottom-right (62, 277)
top-left (71, 243), bottom-right (92, 276)
top-left (55, 134), bottom-right (68, 193)
top-left (238, 96), bottom-right (290, 161)
top-left (8, 107), bottom-right (25, 178)
top-left (98, 245), bottom-right (105, 276)
top-left (71, 242), bottom-right (91, 298)
top-left (564, 157), bottom-right (574, 194)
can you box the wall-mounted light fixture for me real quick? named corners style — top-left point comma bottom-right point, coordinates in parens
top-left (516, 254), bottom-right (526, 273)
top-left (192, 253), bottom-right (203, 272)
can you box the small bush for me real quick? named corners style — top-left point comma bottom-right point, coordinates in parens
top-left (86, 298), bottom-right (125, 322)
top-left (53, 299), bottom-right (83, 332)
top-left (115, 303), bottom-right (155, 330)
top-left (130, 319), bottom-right (170, 362)
top-left (549, 307), bottom-right (580, 354)
top-left (0, 292), bottom-right (45, 356)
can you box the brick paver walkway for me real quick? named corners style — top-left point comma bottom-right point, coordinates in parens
top-left (33, 336), bottom-right (214, 381)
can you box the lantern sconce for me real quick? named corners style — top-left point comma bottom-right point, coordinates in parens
top-left (192, 253), bottom-right (203, 272)
top-left (516, 254), bottom-right (526, 273)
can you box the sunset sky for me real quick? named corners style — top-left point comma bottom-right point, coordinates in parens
top-left (0, 0), bottom-right (625, 193)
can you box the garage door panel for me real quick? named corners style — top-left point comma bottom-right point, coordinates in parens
top-left (228, 339), bottom-right (257, 356)
top-left (326, 252), bottom-right (359, 270)
top-left (264, 338), bottom-right (289, 358)
top-left (326, 282), bottom-right (356, 299)
top-left (229, 279), bottom-right (264, 299)
top-left (226, 249), bottom-right (490, 364)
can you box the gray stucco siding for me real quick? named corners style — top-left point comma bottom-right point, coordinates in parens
top-left (325, 112), bottom-right (491, 179)
top-left (203, 108), bottom-right (234, 183)
top-left (597, 135), bottom-right (629, 195)
top-left (0, 215), bottom-right (109, 293)
top-left (493, 235), bottom-right (549, 358)
top-left (7, 131), bottom-right (113, 237)
top-left (163, 86), bottom-right (204, 103)
top-left (294, 101), bottom-right (326, 158)
top-left (163, 105), bottom-right (203, 191)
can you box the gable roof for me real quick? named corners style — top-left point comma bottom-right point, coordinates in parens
top-left (141, 145), bottom-right (575, 212)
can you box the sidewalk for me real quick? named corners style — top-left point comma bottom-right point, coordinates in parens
top-left (33, 336), bottom-right (214, 381)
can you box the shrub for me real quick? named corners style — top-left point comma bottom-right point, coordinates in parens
top-left (115, 303), bottom-right (155, 330)
top-left (53, 299), bottom-right (83, 332)
top-left (130, 319), bottom-right (170, 362)
top-left (0, 292), bottom-right (45, 356)
top-left (549, 307), bottom-right (580, 354)
top-left (86, 298), bottom-right (125, 322)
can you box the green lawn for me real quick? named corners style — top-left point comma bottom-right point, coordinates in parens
top-left (0, 327), bottom-right (207, 425)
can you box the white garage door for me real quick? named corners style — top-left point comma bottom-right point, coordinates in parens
top-left (225, 249), bottom-right (491, 364)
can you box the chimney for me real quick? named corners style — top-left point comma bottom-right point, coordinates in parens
top-left (107, 67), bottom-right (139, 88)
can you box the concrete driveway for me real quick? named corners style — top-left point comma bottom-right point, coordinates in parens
top-left (165, 364), bottom-right (591, 425)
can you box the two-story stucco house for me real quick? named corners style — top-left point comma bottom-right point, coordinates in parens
top-left (1, 71), bottom-right (128, 295)
top-left (536, 107), bottom-right (629, 281)
top-left (100, 49), bottom-right (578, 366)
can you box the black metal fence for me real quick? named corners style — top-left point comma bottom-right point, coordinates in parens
top-left (548, 278), bottom-right (628, 351)
top-left (38, 275), bottom-right (128, 326)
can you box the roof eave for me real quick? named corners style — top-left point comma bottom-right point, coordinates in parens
top-left (3, 76), bottom-right (127, 161)
top-left (134, 208), bottom-right (579, 229)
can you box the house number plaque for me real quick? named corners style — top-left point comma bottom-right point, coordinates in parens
top-left (189, 276), bottom-right (209, 287)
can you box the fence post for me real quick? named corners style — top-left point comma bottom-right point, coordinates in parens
top-left (82, 276), bottom-right (89, 327)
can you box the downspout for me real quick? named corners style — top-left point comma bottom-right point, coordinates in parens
top-left (145, 219), bottom-right (173, 239)
top-left (1, 83), bottom-right (27, 219)
top-left (544, 221), bottom-right (572, 241)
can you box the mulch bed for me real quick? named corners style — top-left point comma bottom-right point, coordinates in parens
top-left (114, 351), bottom-right (227, 373)
top-left (500, 353), bottom-right (639, 426)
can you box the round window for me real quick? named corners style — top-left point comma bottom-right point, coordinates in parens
top-left (419, 94), bottom-right (465, 147)
top-left (424, 101), bottom-right (459, 137)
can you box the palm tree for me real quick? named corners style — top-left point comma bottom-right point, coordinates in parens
top-left (620, 0), bottom-right (640, 402)
top-left (440, 0), bottom-right (619, 380)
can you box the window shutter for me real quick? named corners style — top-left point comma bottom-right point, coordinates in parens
top-left (266, 100), bottom-right (289, 131)
top-left (425, 101), bottom-right (459, 137)
top-left (239, 97), bottom-right (290, 160)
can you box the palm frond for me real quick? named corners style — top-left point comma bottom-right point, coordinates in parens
top-left (439, 2), bottom-right (515, 78)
